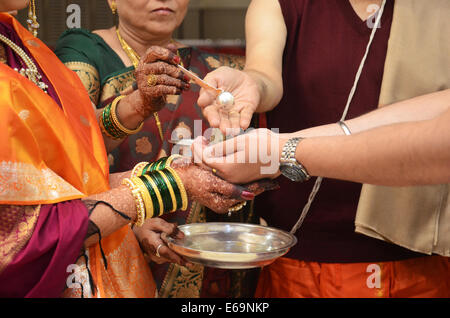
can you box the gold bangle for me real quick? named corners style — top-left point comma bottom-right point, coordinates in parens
top-left (165, 167), bottom-right (188, 211)
top-left (165, 154), bottom-right (183, 168)
top-left (142, 174), bottom-right (165, 217)
top-left (156, 170), bottom-right (178, 213)
top-left (122, 178), bottom-right (145, 226)
top-left (131, 176), bottom-right (155, 220)
top-left (131, 161), bottom-right (149, 178)
top-left (110, 95), bottom-right (144, 135)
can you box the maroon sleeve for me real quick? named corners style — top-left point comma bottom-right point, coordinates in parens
top-left (0, 200), bottom-right (89, 298)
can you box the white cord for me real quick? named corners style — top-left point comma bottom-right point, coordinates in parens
top-left (340, 0), bottom-right (387, 121)
top-left (290, 0), bottom-right (387, 235)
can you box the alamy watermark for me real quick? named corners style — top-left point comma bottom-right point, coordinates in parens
top-left (169, 120), bottom-right (281, 176)
top-left (66, 4), bottom-right (81, 29)
top-left (366, 264), bottom-right (381, 289)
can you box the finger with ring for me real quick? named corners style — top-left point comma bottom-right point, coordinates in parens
top-left (156, 243), bottom-right (164, 257)
top-left (147, 74), bottom-right (158, 87)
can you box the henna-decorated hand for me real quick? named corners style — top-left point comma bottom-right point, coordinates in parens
top-left (171, 157), bottom-right (279, 214)
top-left (134, 45), bottom-right (190, 118)
top-left (133, 217), bottom-right (191, 267)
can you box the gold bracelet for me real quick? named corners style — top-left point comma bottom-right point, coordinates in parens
top-left (122, 178), bottom-right (145, 226)
top-left (165, 154), bottom-right (183, 168)
top-left (131, 161), bottom-right (149, 178)
top-left (142, 174), bottom-right (165, 217)
top-left (156, 170), bottom-right (178, 213)
top-left (110, 95), bottom-right (144, 136)
top-left (131, 176), bottom-right (154, 220)
top-left (165, 167), bottom-right (188, 211)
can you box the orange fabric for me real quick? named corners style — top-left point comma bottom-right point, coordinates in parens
top-left (0, 14), bottom-right (155, 298)
top-left (0, 13), bottom-right (109, 204)
top-left (89, 226), bottom-right (156, 298)
top-left (255, 256), bottom-right (450, 298)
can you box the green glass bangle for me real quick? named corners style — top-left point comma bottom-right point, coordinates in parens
top-left (102, 103), bottom-right (126, 139)
top-left (155, 159), bottom-right (166, 170)
top-left (141, 163), bottom-right (152, 176)
top-left (147, 157), bottom-right (169, 173)
top-left (138, 175), bottom-right (161, 217)
top-left (147, 171), bottom-right (173, 214)
top-left (162, 168), bottom-right (183, 210)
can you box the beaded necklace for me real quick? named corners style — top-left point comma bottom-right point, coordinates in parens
top-left (0, 33), bottom-right (47, 93)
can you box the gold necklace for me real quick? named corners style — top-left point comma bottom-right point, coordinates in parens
top-left (116, 28), bottom-right (166, 141)
top-left (0, 33), bottom-right (47, 93)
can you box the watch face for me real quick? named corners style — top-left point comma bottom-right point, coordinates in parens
top-left (280, 162), bottom-right (305, 182)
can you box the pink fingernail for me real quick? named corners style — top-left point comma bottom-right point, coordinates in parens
top-left (241, 191), bottom-right (255, 200)
top-left (174, 56), bottom-right (181, 64)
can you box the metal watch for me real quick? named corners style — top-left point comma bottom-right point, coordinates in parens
top-left (279, 137), bottom-right (310, 182)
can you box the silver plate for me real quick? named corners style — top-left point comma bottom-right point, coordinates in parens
top-left (163, 222), bottom-right (297, 269)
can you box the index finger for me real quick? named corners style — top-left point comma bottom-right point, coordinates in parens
top-left (142, 45), bottom-right (180, 65)
top-left (208, 134), bottom-right (245, 158)
top-left (239, 107), bottom-right (255, 131)
top-left (202, 105), bottom-right (221, 128)
top-left (211, 176), bottom-right (251, 200)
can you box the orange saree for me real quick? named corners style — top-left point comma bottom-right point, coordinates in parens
top-left (0, 13), bottom-right (155, 297)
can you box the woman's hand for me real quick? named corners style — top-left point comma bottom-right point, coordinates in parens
top-left (133, 217), bottom-right (191, 267)
top-left (116, 46), bottom-right (190, 130)
top-left (192, 129), bottom-right (285, 184)
top-left (134, 45), bottom-right (190, 117)
top-left (198, 67), bottom-right (261, 136)
top-left (171, 156), bottom-right (278, 214)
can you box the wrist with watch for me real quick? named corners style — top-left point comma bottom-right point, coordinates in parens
top-left (279, 137), bottom-right (310, 182)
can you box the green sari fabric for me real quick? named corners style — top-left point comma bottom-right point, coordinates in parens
top-left (55, 28), bottom-right (260, 298)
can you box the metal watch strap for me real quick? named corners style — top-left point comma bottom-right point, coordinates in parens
top-left (281, 137), bottom-right (310, 180)
top-left (281, 137), bottom-right (300, 162)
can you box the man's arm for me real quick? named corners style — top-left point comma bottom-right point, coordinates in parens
top-left (295, 105), bottom-right (450, 186)
top-left (244, 0), bottom-right (287, 113)
top-left (291, 89), bottom-right (450, 138)
top-left (197, 0), bottom-right (287, 134)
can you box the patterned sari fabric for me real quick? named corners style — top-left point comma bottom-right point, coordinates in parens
top-left (55, 29), bottom-right (260, 298)
top-left (0, 14), bottom-right (110, 297)
top-left (0, 14), bottom-right (157, 298)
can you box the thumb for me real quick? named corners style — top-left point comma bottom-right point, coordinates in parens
top-left (165, 42), bottom-right (178, 53)
top-left (198, 87), bottom-right (219, 109)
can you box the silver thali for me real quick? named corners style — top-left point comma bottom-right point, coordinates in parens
top-left (163, 222), bottom-right (297, 269)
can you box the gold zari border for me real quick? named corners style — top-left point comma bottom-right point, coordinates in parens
top-left (64, 61), bottom-right (101, 105)
top-left (0, 161), bottom-right (83, 204)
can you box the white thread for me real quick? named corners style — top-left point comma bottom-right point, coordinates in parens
top-left (290, 0), bottom-right (387, 235)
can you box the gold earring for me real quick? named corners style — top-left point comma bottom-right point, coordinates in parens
top-left (27, 0), bottom-right (39, 37)
top-left (111, 1), bottom-right (117, 15)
